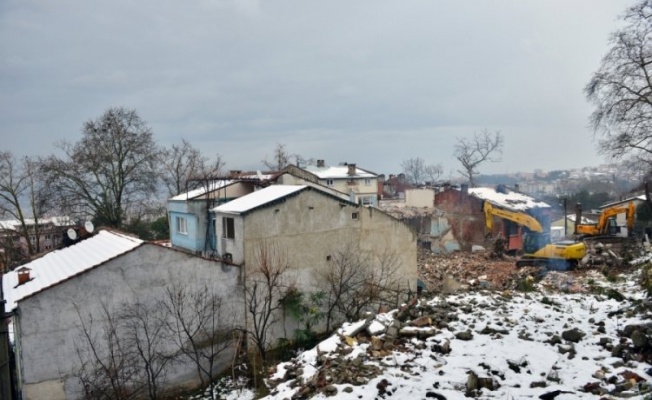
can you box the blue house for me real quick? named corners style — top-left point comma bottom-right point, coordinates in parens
top-left (167, 180), bottom-right (260, 256)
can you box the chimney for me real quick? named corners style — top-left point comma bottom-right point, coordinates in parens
top-left (347, 163), bottom-right (356, 176)
top-left (514, 183), bottom-right (520, 192)
top-left (461, 183), bottom-right (468, 194)
top-left (317, 159), bottom-right (325, 168)
top-left (17, 267), bottom-right (31, 285)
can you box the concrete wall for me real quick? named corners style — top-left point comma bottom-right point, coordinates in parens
top-left (405, 189), bottom-right (434, 208)
top-left (216, 214), bottom-right (245, 263)
top-left (323, 178), bottom-right (378, 206)
top-left (276, 173), bottom-right (349, 201)
top-left (169, 182), bottom-right (255, 254)
top-left (434, 189), bottom-right (488, 251)
top-left (237, 188), bottom-right (417, 345)
top-left (16, 244), bottom-right (242, 400)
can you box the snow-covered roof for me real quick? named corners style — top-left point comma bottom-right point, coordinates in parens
top-left (303, 165), bottom-right (376, 179)
top-left (2, 229), bottom-right (143, 311)
top-left (212, 185), bottom-right (307, 215)
top-left (600, 194), bottom-right (646, 209)
top-left (0, 216), bottom-right (75, 231)
top-left (169, 180), bottom-right (234, 201)
top-left (468, 187), bottom-right (550, 211)
top-left (565, 214), bottom-right (596, 224)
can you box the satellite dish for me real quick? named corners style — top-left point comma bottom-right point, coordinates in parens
top-left (85, 221), bottom-right (95, 233)
top-left (67, 228), bottom-right (77, 241)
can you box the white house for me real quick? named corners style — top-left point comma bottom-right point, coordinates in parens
top-left (2, 229), bottom-right (242, 400)
top-left (300, 160), bottom-right (379, 206)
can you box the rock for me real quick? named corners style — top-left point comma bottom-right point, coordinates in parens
top-left (466, 371), bottom-right (478, 392)
top-left (376, 378), bottom-right (390, 395)
top-left (370, 336), bottom-right (383, 351)
top-left (410, 315), bottom-right (433, 327)
top-left (562, 328), bottom-right (585, 343)
top-left (631, 330), bottom-right (649, 349)
top-left (548, 335), bottom-right (562, 345)
top-left (478, 376), bottom-right (500, 391)
top-left (455, 330), bottom-right (473, 341)
top-left (431, 339), bottom-right (451, 354)
top-left (323, 385), bottom-right (338, 397)
top-left (442, 275), bottom-right (462, 293)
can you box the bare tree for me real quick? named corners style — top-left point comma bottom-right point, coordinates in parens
top-left (73, 303), bottom-right (141, 400)
top-left (121, 302), bottom-right (173, 400)
top-left (424, 163), bottom-right (444, 185)
top-left (261, 143), bottom-right (293, 171)
top-left (244, 241), bottom-right (292, 363)
top-left (160, 139), bottom-right (226, 198)
top-left (0, 153), bottom-right (52, 269)
top-left (454, 129), bottom-right (504, 187)
top-left (401, 157), bottom-right (444, 186)
top-left (586, 0), bottom-right (652, 207)
top-left (42, 107), bottom-right (161, 228)
top-left (317, 244), bottom-right (403, 331)
top-left (401, 157), bottom-right (426, 185)
top-left (161, 283), bottom-right (236, 400)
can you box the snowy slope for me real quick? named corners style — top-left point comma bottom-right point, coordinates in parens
top-left (263, 274), bottom-right (652, 400)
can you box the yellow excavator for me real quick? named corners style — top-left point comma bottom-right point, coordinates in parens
top-left (483, 202), bottom-right (586, 269)
top-left (575, 201), bottom-right (635, 239)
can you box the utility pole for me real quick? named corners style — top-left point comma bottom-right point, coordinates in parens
top-left (563, 198), bottom-right (568, 237)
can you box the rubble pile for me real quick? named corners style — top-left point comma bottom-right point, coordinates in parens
top-left (418, 248), bottom-right (531, 292)
top-left (418, 238), bottom-right (648, 295)
top-left (265, 276), bottom-right (652, 399)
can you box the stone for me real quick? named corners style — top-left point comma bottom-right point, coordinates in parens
top-left (410, 315), bottom-right (432, 327)
top-left (323, 385), bottom-right (338, 396)
top-left (562, 327), bottom-right (585, 343)
top-left (455, 330), bottom-right (473, 341)
top-left (631, 330), bottom-right (649, 349)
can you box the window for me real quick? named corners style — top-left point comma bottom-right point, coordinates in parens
top-left (352, 212), bottom-right (359, 220)
top-left (360, 196), bottom-right (373, 206)
top-left (223, 217), bottom-right (235, 239)
top-left (176, 216), bottom-right (188, 234)
top-left (326, 179), bottom-right (334, 186)
top-left (365, 178), bottom-right (371, 186)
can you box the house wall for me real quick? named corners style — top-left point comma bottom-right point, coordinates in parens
top-left (216, 214), bottom-right (245, 263)
top-left (276, 173), bottom-right (349, 201)
top-left (16, 244), bottom-right (242, 400)
top-left (168, 182), bottom-right (256, 254)
top-left (405, 189), bottom-right (434, 208)
top-left (236, 189), bottom-right (417, 345)
top-left (328, 178), bottom-right (379, 206)
top-left (434, 189), bottom-right (490, 251)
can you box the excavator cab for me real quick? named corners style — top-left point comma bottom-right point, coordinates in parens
top-left (518, 232), bottom-right (586, 269)
top-left (605, 217), bottom-right (619, 236)
top-left (523, 232), bottom-right (550, 254)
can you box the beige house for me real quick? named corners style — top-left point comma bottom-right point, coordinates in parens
top-left (297, 160), bottom-right (379, 206)
top-left (212, 184), bottom-right (417, 342)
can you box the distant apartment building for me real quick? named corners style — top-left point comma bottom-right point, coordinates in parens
top-left (0, 217), bottom-right (75, 270)
top-left (301, 160), bottom-right (379, 206)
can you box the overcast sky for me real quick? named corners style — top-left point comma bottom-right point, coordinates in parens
top-left (0, 0), bottom-right (633, 178)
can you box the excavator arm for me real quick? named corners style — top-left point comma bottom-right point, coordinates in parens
top-left (576, 201), bottom-right (636, 236)
top-left (482, 201), bottom-right (586, 269)
top-left (483, 201), bottom-right (543, 233)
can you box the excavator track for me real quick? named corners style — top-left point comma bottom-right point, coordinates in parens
top-left (516, 257), bottom-right (578, 271)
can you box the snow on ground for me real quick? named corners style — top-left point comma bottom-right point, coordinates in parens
top-left (261, 272), bottom-right (652, 399)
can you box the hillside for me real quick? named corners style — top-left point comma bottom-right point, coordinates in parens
top-left (262, 264), bottom-right (652, 399)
